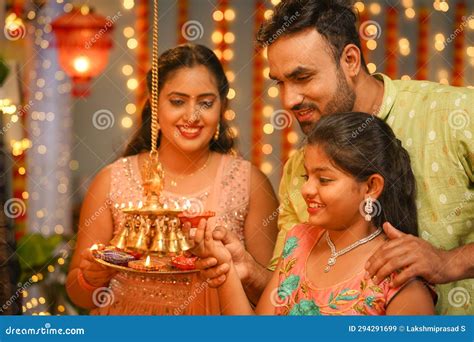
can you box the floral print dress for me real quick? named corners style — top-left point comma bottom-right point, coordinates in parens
top-left (275, 224), bottom-right (407, 315)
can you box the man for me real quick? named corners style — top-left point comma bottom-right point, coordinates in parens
top-left (197, 0), bottom-right (473, 315)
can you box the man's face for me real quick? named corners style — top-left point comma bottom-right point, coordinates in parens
top-left (268, 29), bottom-right (356, 135)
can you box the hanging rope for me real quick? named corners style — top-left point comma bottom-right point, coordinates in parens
top-left (150, 0), bottom-right (159, 158)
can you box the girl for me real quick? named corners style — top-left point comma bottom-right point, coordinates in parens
top-left (192, 112), bottom-right (435, 315)
top-left (66, 44), bottom-right (279, 315)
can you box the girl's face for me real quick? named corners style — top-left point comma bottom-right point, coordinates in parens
top-left (301, 144), bottom-right (368, 231)
top-left (158, 65), bottom-right (222, 154)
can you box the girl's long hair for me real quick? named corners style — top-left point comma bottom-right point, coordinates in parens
top-left (307, 112), bottom-right (418, 235)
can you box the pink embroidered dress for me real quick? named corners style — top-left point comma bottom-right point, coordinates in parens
top-left (91, 153), bottom-right (250, 315)
top-left (275, 224), bottom-right (408, 315)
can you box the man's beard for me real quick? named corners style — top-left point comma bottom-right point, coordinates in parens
top-left (299, 69), bottom-right (356, 135)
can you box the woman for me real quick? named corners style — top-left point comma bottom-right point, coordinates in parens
top-left (66, 44), bottom-right (279, 314)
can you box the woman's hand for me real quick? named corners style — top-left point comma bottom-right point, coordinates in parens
top-left (79, 248), bottom-right (117, 288)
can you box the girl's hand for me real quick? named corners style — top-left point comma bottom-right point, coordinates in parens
top-left (190, 219), bottom-right (232, 266)
top-left (79, 248), bottom-right (117, 287)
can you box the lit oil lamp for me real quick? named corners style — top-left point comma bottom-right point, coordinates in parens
top-left (178, 211), bottom-right (216, 227)
top-left (128, 255), bottom-right (167, 272)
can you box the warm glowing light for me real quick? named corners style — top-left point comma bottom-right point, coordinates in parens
top-left (37, 145), bottom-right (47, 154)
top-left (123, 0), bottom-right (134, 10)
top-left (226, 71), bottom-right (235, 82)
top-left (263, 106), bottom-right (273, 117)
top-left (73, 56), bottom-right (90, 73)
top-left (223, 49), bottom-right (234, 61)
top-left (224, 9), bottom-right (236, 21)
top-left (469, 18), bottom-right (474, 30)
top-left (126, 103), bottom-right (136, 114)
top-left (439, 1), bottom-right (449, 12)
top-left (262, 144), bottom-right (273, 155)
top-left (354, 2), bottom-right (365, 12)
top-left (224, 109), bottom-right (236, 121)
top-left (367, 40), bottom-right (377, 50)
top-left (127, 38), bottom-right (138, 49)
top-left (369, 3), bottom-right (381, 15)
top-left (467, 47), bottom-right (474, 58)
top-left (127, 78), bottom-right (138, 90)
top-left (230, 126), bottom-right (239, 137)
top-left (213, 49), bottom-right (222, 60)
top-left (121, 117), bottom-right (133, 128)
top-left (213, 10), bottom-right (224, 21)
top-left (263, 123), bottom-right (274, 134)
top-left (212, 31), bottom-right (223, 44)
top-left (64, 3), bottom-right (73, 12)
top-left (399, 38), bottom-right (411, 56)
top-left (261, 162), bottom-right (273, 175)
top-left (264, 10), bottom-right (273, 20)
top-left (123, 26), bottom-right (134, 38)
top-left (435, 41), bottom-right (445, 52)
top-left (145, 255), bottom-right (151, 267)
top-left (224, 32), bottom-right (235, 44)
top-left (287, 131), bottom-right (299, 144)
top-left (268, 86), bottom-right (279, 98)
top-left (405, 8), bottom-right (416, 19)
top-left (263, 67), bottom-right (270, 78)
top-left (367, 63), bottom-right (377, 74)
top-left (80, 5), bottom-right (90, 15)
top-left (227, 88), bottom-right (236, 100)
top-left (0, 99), bottom-right (16, 114)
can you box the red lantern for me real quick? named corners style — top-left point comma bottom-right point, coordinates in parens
top-left (52, 8), bottom-right (115, 97)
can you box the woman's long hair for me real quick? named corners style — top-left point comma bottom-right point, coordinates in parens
top-left (124, 44), bottom-right (235, 156)
top-left (307, 112), bottom-right (418, 236)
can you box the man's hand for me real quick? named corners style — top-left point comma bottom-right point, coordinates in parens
top-left (365, 222), bottom-right (455, 287)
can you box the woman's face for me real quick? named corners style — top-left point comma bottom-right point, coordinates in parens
top-left (301, 144), bottom-right (367, 230)
top-left (158, 65), bottom-right (222, 154)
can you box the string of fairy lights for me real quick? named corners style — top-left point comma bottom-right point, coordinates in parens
top-left (355, 0), bottom-right (474, 83)
top-left (260, 0), bottom-right (300, 176)
top-left (22, 254), bottom-right (68, 315)
top-left (121, 0), bottom-right (137, 129)
top-left (212, 2), bottom-right (239, 139)
top-left (18, 0), bottom-right (75, 315)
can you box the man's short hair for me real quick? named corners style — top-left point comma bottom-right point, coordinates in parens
top-left (257, 0), bottom-right (368, 72)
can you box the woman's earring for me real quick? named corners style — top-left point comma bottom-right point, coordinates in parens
top-left (364, 196), bottom-right (373, 222)
top-left (213, 123), bottom-right (220, 141)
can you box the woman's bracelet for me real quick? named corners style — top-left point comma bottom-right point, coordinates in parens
top-left (77, 269), bottom-right (101, 292)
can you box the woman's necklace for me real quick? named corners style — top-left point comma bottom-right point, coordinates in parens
top-left (165, 153), bottom-right (212, 187)
top-left (324, 227), bottom-right (383, 273)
